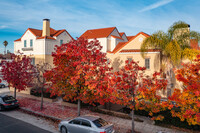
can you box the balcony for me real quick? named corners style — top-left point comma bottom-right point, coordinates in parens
top-left (22, 47), bottom-right (33, 51)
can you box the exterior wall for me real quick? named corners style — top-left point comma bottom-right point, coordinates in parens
top-left (14, 30), bottom-right (45, 55)
top-left (123, 34), bottom-right (146, 50)
top-left (108, 29), bottom-right (124, 52)
top-left (107, 52), bottom-right (160, 75)
top-left (55, 31), bottom-right (72, 46)
top-left (45, 55), bottom-right (54, 66)
top-left (110, 37), bottom-right (116, 52)
top-left (106, 33), bottom-right (160, 75)
top-left (14, 30), bottom-right (73, 66)
top-left (89, 38), bottom-right (107, 53)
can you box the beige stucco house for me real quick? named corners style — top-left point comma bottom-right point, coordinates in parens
top-left (81, 27), bottom-right (161, 75)
top-left (14, 19), bottom-right (73, 66)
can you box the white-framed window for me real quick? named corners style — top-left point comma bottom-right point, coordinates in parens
top-left (107, 58), bottom-right (110, 64)
top-left (60, 40), bottom-right (63, 45)
top-left (128, 57), bottom-right (133, 63)
top-left (24, 40), bottom-right (27, 47)
top-left (30, 39), bottom-right (33, 47)
top-left (31, 58), bottom-right (35, 65)
top-left (145, 58), bottom-right (150, 69)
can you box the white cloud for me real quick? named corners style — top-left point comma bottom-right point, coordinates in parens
top-left (0, 25), bottom-right (7, 29)
top-left (139, 0), bottom-right (174, 12)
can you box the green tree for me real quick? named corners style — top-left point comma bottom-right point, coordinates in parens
top-left (141, 21), bottom-right (200, 96)
top-left (3, 40), bottom-right (8, 55)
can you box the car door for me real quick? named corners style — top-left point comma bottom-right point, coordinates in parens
top-left (67, 119), bottom-right (82, 133)
top-left (80, 119), bottom-right (93, 133)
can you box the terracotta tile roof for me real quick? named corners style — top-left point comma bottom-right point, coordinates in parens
top-left (15, 27), bottom-right (73, 41)
top-left (119, 32), bottom-right (125, 37)
top-left (111, 42), bottom-right (127, 54)
top-left (29, 28), bottom-right (42, 36)
top-left (14, 38), bottom-right (21, 42)
top-left (80, 27), bottom-right (116, 39)
top-left (111, 32), bottom-right (150, 54)
top-left (190, 39), bottom-right (199, 50)
top-left (111, 35), bottom-right (123, 40)
top-left (127, 36), bottom-right (135, 41)
top-left (120, 49), bottom-right (160, 53)
top-left (37, 36), bottom-right (56, 40)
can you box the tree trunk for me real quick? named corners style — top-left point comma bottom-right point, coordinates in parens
top-left (40, 87), bottom-right (44, 110)
top-left (132, 109), bottom-right (135, 133)
top-left (14, 87), bottom-right (16, 98)
top-left (78, 99), bottom-right (81, 116)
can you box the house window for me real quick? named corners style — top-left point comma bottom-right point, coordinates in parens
top-left (24, 40), bottom-right (27, 47)
top-left (31, 58), bottom-right (35, 65)
top-left (107, 58), bottom-right (110, 64)
top-left (60, 40), bottom-right (63, 45)
top-left (145, 58), bottom-right (150, 69)
top-left (127, 58), bottom-right (132, 64)
top-left (30, 39), bottom-right (33, 47)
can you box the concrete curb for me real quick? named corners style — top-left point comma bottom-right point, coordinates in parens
top-left (19, 107), bottom-right (62, 122)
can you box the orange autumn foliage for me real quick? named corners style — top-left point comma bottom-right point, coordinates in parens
top-left (169, 55), bottom-right (200, 125)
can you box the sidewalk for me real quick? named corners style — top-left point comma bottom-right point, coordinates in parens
top-left (13, 91), bottom-right (187, 133)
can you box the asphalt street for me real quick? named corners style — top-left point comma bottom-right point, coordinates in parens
top-left (0, 113), bottom-right (53, 133)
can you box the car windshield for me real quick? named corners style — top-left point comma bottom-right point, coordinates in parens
top-left (93, 118), bottom-right (108, 128)
top-left (2, 96), bottom-right (16, 102)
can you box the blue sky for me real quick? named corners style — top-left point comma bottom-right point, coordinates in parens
top-left (0, 0), bottom-right (200, 53)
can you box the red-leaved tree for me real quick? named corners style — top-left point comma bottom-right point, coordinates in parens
top-left (1, 53), bottom-right (35, 98)
top-left (169, 55), bottom-right (200, 125)
top-left (109, 60), bottom-right (168, 133)
top-left (44, 38), bottom-right (112, 116)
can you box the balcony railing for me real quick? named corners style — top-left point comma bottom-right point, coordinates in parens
top-left (22, 47), bottom-right (33, 51)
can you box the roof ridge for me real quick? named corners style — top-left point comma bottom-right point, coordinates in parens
top-left (111, 31), bottom-right (150, 54)
top-left (28, 28), bottom-right (41, 31)
top-left (87, 27), bottom-right (116, 31)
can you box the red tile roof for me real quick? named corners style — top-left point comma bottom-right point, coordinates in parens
top-left (119, 32), bottom-right (125, 37)
top-left (111, 35), bottom-right (123, 40)
top-left (14, 38), bottom-right (21, 42)
top-left (29, 28), bottom-right (42, 36)
top-left (190, 39), bottom-right (199, 50)
top-left (127, 36), bottom-right (135, 41)
top-left (111, 32), bottom-right (150, 54)
top-left (120, 49), bottom-right (160, 53)
top-left (111, 42), bottom-right (127, 54)
top-left (80, 27), bottom-right (116, 39)
top-left (15, 28), bottom-right (73, 41)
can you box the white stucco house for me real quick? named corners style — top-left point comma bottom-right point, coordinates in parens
top-left (80, 27), bottom-right (130, 53)
top-left (14, 19), bottom-right (73, 65)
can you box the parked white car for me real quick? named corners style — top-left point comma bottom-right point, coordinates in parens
top-left (59, 115), bottom-right (115, 133)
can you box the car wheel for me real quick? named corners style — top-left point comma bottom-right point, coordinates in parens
top-left (61, 126), bottom-right (67, 133)
top-left (0, 105), bottom-right (5, 111)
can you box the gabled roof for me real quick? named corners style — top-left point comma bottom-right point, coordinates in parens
top-left (111, 42), bottom-right (127, 54)
top-left (14, 38), bottom-right (21, 42)
top-left (80, 27), bottom-right (116, 39)
top-left (14, 28), bottom-right (73, 42)
top-left (111, 32), bottom-right (150, 54)
top-left (190, 39), bottom-right (199, 50)
top-left (127, 36), bottom-right (135, 41)
top-left (119, 32), bottom-right (125, 37)
top-left (111, 35), bottom-right (123, 40)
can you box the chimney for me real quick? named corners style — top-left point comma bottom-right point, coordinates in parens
top-left (42, 19), bottom-right (50, 37)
